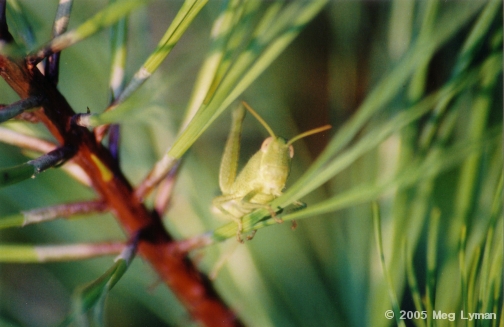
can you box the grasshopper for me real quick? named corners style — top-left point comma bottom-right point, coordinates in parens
top-left (212, 102), bottom-right (331, 242)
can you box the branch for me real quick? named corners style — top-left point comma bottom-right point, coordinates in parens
top-left (0, 51), bottom-right (240, 327)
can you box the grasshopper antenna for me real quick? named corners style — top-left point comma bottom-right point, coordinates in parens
top-left (287, 124), bottom-right (331, 146)
top-left (241, 101), bottom-right (276, 138)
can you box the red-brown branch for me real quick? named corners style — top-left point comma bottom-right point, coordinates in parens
top-left (0, 55), bottom-right (241, 326)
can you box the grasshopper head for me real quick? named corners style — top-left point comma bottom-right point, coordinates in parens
top-left (242, 101), bottom-right (331, 193)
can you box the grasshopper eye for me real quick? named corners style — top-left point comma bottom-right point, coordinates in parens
top-left (288, 145), bottom-right (294, 158)
top-left (261, 137), bottom-right (273, 152)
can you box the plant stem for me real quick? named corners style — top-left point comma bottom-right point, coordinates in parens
top-left (0, 242), bottom-right (124, 262)
top-left (0, 95), bottom-right (44, 122)
top-left (46, 0), bottom-right (74, 84)
top-left (0, 52), bottom-right (240, 327)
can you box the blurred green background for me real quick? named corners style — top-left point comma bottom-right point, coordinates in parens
top-left (0, 1), bottom-right (502, 326)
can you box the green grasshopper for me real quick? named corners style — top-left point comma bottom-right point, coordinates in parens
top-left (212, 102), bottom-right (331, 242)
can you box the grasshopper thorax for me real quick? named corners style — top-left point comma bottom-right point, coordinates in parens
top-left (258, 136), bottom-right (293, 194)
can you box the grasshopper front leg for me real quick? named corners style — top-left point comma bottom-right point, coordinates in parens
top-left (240, 189), bottom-right (284, 224)
top-left (212, 189), bottom-right (283, 242)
